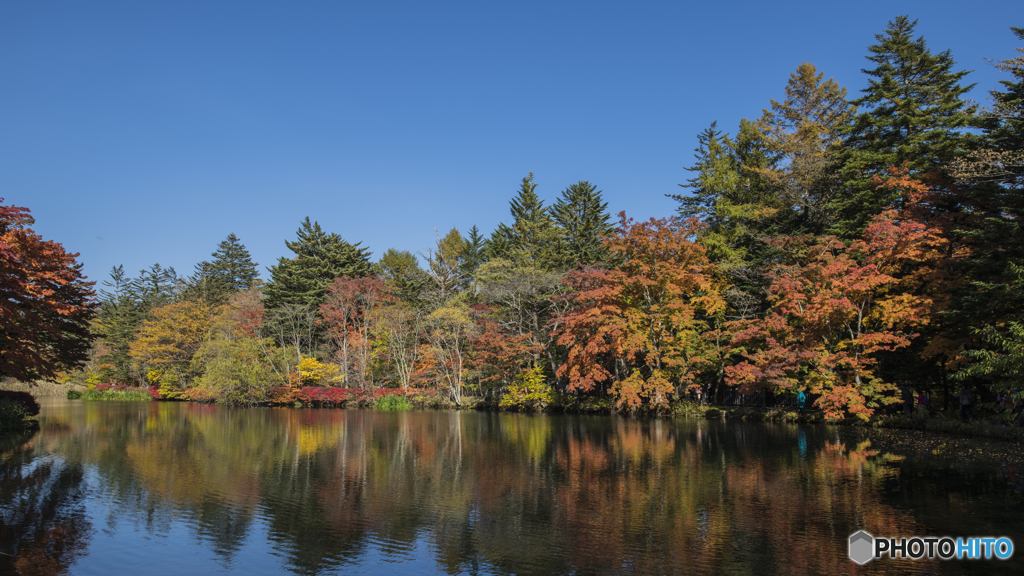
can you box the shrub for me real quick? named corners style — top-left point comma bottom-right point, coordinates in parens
top-left (0, 399), bottom-right (30, 430)
top-left (499, 368), bottom-right (554, 412)
top-left (671, 399), bottom-right (712, 417)
top-left (0, 391), bottom-right (40, 416)
top-left (375, 393), bottom-right (414, 411)
top-left (67, 389), bottom-right (82, 400)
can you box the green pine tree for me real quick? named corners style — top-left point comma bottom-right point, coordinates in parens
top-left (832, 15), bottom-right (978, 236)
top-left (211, 233), bottom-right (259, 292)
top-left (489, 173), bottom-right (563, 269)
top-left (97, 265), bottom-right (146, 384)
top-left (375, 248), bottom-right (428, 305)
top-left (946, 28), bottom-right (1024, 389)
top-left (550, 181), bottom-right (615, 266)
top-left (264, 217), bottom-right (372, 309)
top-left (181, 260), bottom-right (225, 305)
top-left (669, 121), bottom-right (776, 272)
top-left (460, 225), bottom-right (487, 288)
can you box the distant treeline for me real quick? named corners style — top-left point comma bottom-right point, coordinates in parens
top-left (67, 17), bottom-right (1023, 418)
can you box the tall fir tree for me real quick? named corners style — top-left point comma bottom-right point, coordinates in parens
top-left (488, 173), bottom-right (563, 269)
top-left (670, 121), bottom-right (779, 319)
top-left (136, 263), bottom-right (178, 309)
top-left (669, 122), bottom-right (777, 272)
top-left (264, 217), bottom-right (372, 309)
top-left (97, 265), bottom-right (146, 383)
top-left (375, 248), bottom-right (428, 305)
top-left (211, 233), bottom-right (259, 291)
top-left (986, 27), bottom-right (1024, 157)
top-left (670, 121), bottom-right (740, 227)
top-left (947, 27), bottom-right (1024, 388)
top-left (460, 225), bottom-right (487, 288)
top-left (551, 181), bottom-right (615, 266)
top-left (183, 233), bottom-right (261, 305)
top-left (181, 261), bottom-right (223, 306)
top-left (832, 15), bottom-right (978, 237)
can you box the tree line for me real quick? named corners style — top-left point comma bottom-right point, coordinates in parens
top-left (6, 17), bottom-right (1022, 419)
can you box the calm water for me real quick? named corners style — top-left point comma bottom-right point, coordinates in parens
top-left (2, 399), bottom-right (1024, 575)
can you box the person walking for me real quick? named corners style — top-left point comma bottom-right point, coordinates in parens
top-left (916, 391), bottom-right (929, 420)
top-left (953, 386), bottom-right (974, 422)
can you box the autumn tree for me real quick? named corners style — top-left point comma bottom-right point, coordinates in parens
top-left (422, 228), bottom-right (466, 306)
top-left (469, 306), bottom-right (542, 398)
top-left (193, 290), bottom-right (290, 404)
top-left (474, 258), bottom-right (571, 381)
top-left (726, 205), bottom-right (941, 420)
top-left (420, 300), bottom-right (477, 405)
top-left (319, 276), bottom-right (388, 387)
top-left (556, 213), bottom-right (726, 412)
top-left (0, 199), bottom-right (96, 381)
top-left (129, 300), bottom-right (215, 395)
top-left (755, 62), bottom-right (855, 235)
top-left (373, 303), bottom-right (421, 391)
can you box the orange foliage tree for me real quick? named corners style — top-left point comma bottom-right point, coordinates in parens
top-left (726, 205), bottom-right (941, 420)
top-left (556, 213), bottom-right (726, 411)
top-left (469, 305), bottom-right (542, 395)
top-left (0, 199), bottom-right (96, 381)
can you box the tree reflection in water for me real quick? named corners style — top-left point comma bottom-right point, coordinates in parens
top-left (17, 400), bottom-right (1024, 575)
top-left (0, 430), bottom-right (92, 576)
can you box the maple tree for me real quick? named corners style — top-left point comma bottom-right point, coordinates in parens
top-left (469, 307), bottom-right (541, 396)
top-left (0, 199), bottom-right (96, 381)
top-left (556, 213), bottom-right (726, 412)
top-left (726, 203), bottom-right (941, 420)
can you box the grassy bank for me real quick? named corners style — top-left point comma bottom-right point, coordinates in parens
top-left (68, 388), bottom-right (153, 401)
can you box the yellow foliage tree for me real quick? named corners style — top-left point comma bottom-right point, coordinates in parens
top-left (129, 300), bottom-right (214, 395)
top-left (297, 357), bottom-right (342, 387)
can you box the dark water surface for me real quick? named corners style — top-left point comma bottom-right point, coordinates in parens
top-left (2, 399), bottom-right (1024, 575)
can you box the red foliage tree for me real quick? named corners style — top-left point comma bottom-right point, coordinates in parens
top-left (726, 205), bottom-right (942, 420)
top-left (319, 276), bottom-right (388, 387)
top-left (0, 199), bottom-right (96, 381)
top-left (469, 305), bottom-right (541, 392)
top-left (555, 213), bottom-right (726, 411)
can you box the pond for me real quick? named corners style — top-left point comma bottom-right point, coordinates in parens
top-left (2, 399), bottom-right (1023, 575)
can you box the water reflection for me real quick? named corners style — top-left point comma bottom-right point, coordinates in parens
top-left (2, 400), bottom-right (1022, 575)
top-left (0, 430), bottom-right (92, 576)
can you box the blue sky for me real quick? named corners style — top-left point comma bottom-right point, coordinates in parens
top-left (1, 0), bottom-right (1019, 287)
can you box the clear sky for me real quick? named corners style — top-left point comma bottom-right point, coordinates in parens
top-left (2, 0), bottom-right (1019, 288)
